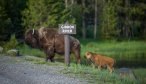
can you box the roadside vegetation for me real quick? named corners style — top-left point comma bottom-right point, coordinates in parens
top-left (14, 39), bottom-right (146, 84)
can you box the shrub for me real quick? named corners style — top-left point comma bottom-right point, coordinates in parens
top-left (3, 34), bottom-right (18, 52)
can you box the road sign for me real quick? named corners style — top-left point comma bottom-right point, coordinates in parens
top-left (58, 24), bottom-right (76, 34)
top-left (58, 23), bottom-right (76, 66)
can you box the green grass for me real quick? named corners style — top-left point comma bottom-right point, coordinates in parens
top-left (61, 63), bottom-right (139, 84)
top-left (133, 68), bottom-right (146, 84)
top-left (16, 39), bottom-right (146, 83)
top-left (17, 44), bottom-right (46, 58)
top-left (18, 39), bottom-right (146, 63)
top-left (80, 39), bottom-right (146, 59)
top-left (80, 39), bottom-right (146, 67)
top-left (22, 55), bottom-right (140, 84)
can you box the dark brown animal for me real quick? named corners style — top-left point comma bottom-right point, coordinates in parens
top-left (85, 51), bottom-right (115, 73)
top-left (25, 27), bottom-right (81, 64)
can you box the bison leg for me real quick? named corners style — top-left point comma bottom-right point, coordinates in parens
top-left (73, 50), bottom-right (81, 64)
top-left (107, 65), bottom-right (113, 73)
top-left (46, 55), bottom-right (55, 62)
top-left (45, 47), bottom-right (55, 62)
top-left (98, 65), bottom-right (101, 71)
top-left (91, 63), bottom-right (96, 68)
top-left (46, 55), bottom-right (54, 62)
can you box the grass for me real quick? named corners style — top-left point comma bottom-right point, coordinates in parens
top-left (80, 39), bottom-right (146, 67)
top-left (80, 39), bottom-right (146, 59)
top-left (17, 39), bottom-right (146, 62)
top-left (17, 44), bottom-right (46, 58)
top-left (36, 60), bottom-right (143, 84)
top-left (16, 39), bottom-right (146, 83)
top-left (17, 39), bottom-right (146, 63)
top-left (133, 68), bottom-right (146, 84)
top-left (22, 55), bottom-right (139, 84)
top-left (60, 63), bottom-right (138, 84)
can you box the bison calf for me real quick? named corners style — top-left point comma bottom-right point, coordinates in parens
top-left (85, 51), bottom-right (115, 73)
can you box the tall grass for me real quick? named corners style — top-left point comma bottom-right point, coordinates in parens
top-left (80, 39), bottom-right (146, 67)
top-left (17, 44), bottom-right (46, 58)
top-left (18, 40), bottom-right (146, 67)
top-left (80, 39), bottom-right (146, 58)
top-left (61, 63), bottom-right (138, 84)
top-left (133, 68), bottom-right (146, 84)
top-left (17, 39), bottom-right (146, 83)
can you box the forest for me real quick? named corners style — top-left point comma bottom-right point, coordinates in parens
top-left (0, 0), bottom-right (146, 41)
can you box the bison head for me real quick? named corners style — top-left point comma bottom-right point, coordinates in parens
top-left (25, 29), bottom-right (39, 48)
top-left (85, 51), bottom-right (92, 59)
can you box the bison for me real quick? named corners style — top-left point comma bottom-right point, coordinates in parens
top-left (85, 51), bottom-right (115, 73)
top-left (25, 27), bottom-right (81, 64)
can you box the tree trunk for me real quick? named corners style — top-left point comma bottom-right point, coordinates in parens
top-left (125, 0), bottom-right (131, 39)
top-left (82, 0), bottom-right (86, 39)
top-left (65, 0), bottom-right (68, 8)
top-left (71, 0), bottom-right (74, 5)
top-left (125, 16), bottom-right (129, 38)
top-left (94, 0), bottom-right (97, 39)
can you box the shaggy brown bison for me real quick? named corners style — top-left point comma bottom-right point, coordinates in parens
top-left (85, 51), bottom-right (115, 73)
top-left (25, 27), bottom-right (81, 64)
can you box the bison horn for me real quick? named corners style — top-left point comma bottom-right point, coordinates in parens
top-left (32, 29), bottom-right (34, 35)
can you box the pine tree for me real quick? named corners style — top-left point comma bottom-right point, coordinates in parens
top-left (82, 0), bottom-right (86, 39)
top-left (22, 0), bottom-right (49, 29)
top-left (100, 0), bottom-right (119, 39)
top-left (22, 0), bottom-right (75, 29)
top-left (0, 1), bottom-right (12, 40)
top-left (94, 0), bottom-right (97, 39)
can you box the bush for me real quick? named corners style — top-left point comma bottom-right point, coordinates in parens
top-left (17, 44), bottom-right (46, 58)
top-left (3, 34), bottom-right (18, 52)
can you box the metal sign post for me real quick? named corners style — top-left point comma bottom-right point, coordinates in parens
top-left (58, 23), bottom-right (76, 66)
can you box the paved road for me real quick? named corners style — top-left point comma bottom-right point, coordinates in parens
top-left (0, 55), bottom-right (87, 84)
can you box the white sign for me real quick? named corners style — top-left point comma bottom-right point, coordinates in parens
top-left (58, 24), bottom-right (76, 34)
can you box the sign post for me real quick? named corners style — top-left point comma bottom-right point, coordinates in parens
top-left (58, 23), bottom-right (76, 66)
top-left (64, 35), bottom-right (70, 66)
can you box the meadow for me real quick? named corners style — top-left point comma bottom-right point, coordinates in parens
top-left (80, 39), bottom-right (146, 67)
top-left (17, 39), bottom-right (146, 84)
